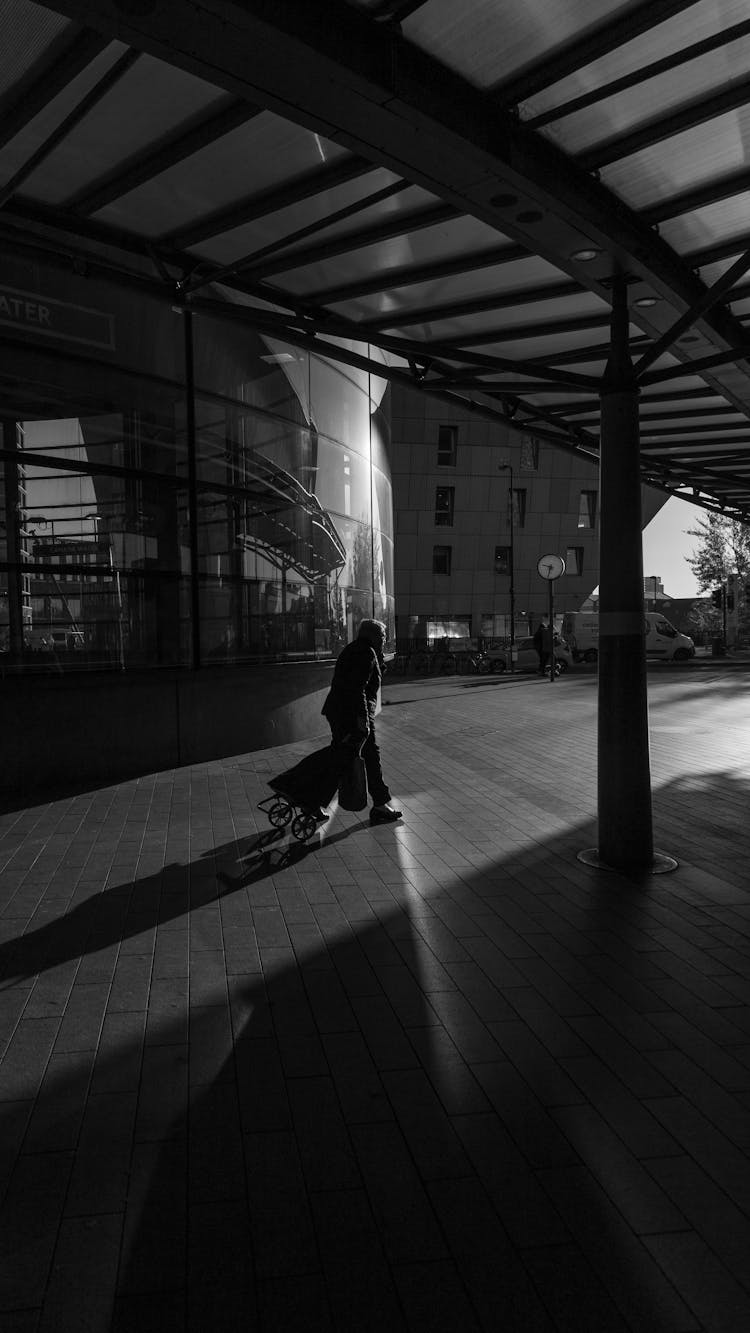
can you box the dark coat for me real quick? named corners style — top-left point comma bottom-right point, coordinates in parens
top-left (533, 625), bottom-right (553, 653)
top-left (321, 638), bottom-right (382, 735)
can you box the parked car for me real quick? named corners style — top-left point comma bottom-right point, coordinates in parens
top-left (478, 634), bottom-right (574, 675)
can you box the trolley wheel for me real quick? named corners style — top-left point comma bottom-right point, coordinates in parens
top-left (292, 812), bottom-right (318, 841)
top-left (268, 798), bottom-right (293, 828)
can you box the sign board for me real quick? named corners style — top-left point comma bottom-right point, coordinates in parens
top-left (0, 285), bottom-right (115, 352)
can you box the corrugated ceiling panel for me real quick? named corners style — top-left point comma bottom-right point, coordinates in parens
top-left (0, 0), bottom-right (69, 95)
top-left (16, 54), bottom-right (230, 206)
top-left (320, 253), bottom-right (573, 323)
top-left (386, 300), bottom-right (606, 344)
top-left (536, 34), bottom-right (750, 155)
top-left (463, 290), bottom-right (609, 330)
top-left (520, 0), bottom-right (750, 120)
top-left (469, 329), bottom-right (631, 362)
top-left (403, 0), bottom-right (640, 90)
top-left (0, 43), bottom-right (128, 189)
top-left (95, 114), bottom-right (353, 237)
top-left (599, 105), bottom-right (750, 210)
top-left (178, 168), bottom-right (410, 266)
top-left (659, 195), bottom-right (750, 259)
top-left (269, 214), bottom-right (529, 298)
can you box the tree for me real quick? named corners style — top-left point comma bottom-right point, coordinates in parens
top-left (685, 513), bottom-right (750, 590)
top-left (685, 600), bottom-right (722, 644)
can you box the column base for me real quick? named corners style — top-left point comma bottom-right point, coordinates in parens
top-left (577, 847), bottom-right (678, 874)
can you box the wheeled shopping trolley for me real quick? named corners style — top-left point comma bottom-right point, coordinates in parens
top-left (258, 794), bottom-right (321, 842)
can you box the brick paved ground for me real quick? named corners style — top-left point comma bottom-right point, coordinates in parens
top-left (1, 659), bottom-right (750, 1332)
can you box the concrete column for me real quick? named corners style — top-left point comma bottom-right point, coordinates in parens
top-left (596, 279), bottom-right (654, 871)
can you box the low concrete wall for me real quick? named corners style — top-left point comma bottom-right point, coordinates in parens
top-left (2, 662), bottom-right (333, 801)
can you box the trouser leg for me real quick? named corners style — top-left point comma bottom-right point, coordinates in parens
top-left (361, 721), bottom-right (391, 806)
top-left (329, 721), bottom-right (391, 806)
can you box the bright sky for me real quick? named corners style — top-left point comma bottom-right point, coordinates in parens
top-left (642, 495), bottom-right (702, 598)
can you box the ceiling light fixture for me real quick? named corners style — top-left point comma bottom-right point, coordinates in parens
top-left (571, 248), bottom-right (599, 262)
top-left (634, 296), bottom-right (659, 308)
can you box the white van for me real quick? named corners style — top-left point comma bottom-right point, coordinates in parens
top-left (562, 611), bottom-right (694, 663)
top-left (644, 613), bottom-right (695, 661)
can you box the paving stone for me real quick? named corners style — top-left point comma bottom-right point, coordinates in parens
top-left (310, 1188), bottom-right (406, 1331)
top-left (522, 1243), bottom-right (634, 1332)
top-left (257, 1273), bottom-right (333, 1332)
top-left (188, 1082), bottom-right (245, 1204)
top-left (287, 1075), bottom-right (360, 1193)
top-left (134, 1044), bottom-right (189, 1142)
top-left (645, 1009), bottom-right (750, 1092)
top-left (645, 1094), bottom-right (750, 1212)
top-left (425, 1174), bottom-right (556, 1331)
top-left (472, 1060), bottom-right (579, 1169)
top-left (350, 993), bottom-right (419, 1070)
top-left (322, 1030), bottom-right (393, 1123)
top-left (23, 1049), bottom-right (96, 1153)
top-left (642, 1230), bottom-right (750, 1333)
top-left (38, 1213), bottom-right (122, 1332)
top-left (0, 1151), bottom-right (73, 1309)
top-left (350, 1120), bottom-right (448, 1263)
top-left (244, 1130), bottom-right (319, 1278)
top-left (0, 1018), bottom-right (60, 1102)
top-left (88, 1011), bottom-right (145, 1096)
top-left (559, 1055), bottom-right (681, 1159)
top-left (406, 1025), bottom-right (490, 1116)
top-left (117, 1140), bottom-right (187, 1296)
top-left (646, 1154), bottom-right (750, 1293)
top-left (551, 1102), bottom-right (686, 1233)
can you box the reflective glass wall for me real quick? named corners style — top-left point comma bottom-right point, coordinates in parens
top-left (0, 265), bottom-right (394, 674)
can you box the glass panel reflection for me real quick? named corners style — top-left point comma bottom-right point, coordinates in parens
top-left (1, 298), bottom-right (396, 673)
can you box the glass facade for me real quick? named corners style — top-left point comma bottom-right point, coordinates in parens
top-left (0, 262), bottom-right (394, 674)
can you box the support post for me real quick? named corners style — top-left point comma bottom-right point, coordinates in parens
top-left (2, 419), bottom-right (25, 662)
top-left (579, 278), bottom-right (674, 874)
top-left (183, 306), bottom-right (202, 671)
top-left (499, 462), bottom-right (515, 671)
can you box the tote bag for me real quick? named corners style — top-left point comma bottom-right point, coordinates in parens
top-left (338, 753), bottom-right (367, 811)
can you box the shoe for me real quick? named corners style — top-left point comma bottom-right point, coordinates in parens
top-left (370, 805), bottom-right (402, 825)
top-left (303, 806), bottom-right (330, 822)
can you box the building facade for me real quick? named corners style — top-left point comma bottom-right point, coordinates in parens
top-left (390, 385), bottom-right (666, 648)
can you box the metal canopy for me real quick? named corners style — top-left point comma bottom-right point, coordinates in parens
top-left (3, 0), bottom-right (750, 519)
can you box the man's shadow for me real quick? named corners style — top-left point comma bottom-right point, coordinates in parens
top-left (0, 821), bottom-right (366, 990)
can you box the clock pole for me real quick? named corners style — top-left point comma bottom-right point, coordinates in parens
top-left (536, 554), bottom-right (565, 681)
top-left (548, 577), bottom-right (555, 683)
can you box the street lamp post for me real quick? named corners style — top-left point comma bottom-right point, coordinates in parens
top-left (499, 463), bottom-right (515, 672)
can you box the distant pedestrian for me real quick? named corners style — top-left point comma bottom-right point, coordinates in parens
top-left (533, 620), bottom-right (553, 675)
top-left (322, 619), bottom-right (402, 824)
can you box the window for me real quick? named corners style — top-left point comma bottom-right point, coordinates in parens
top-left (520, 434), bottom-right (539, 470)
top-left (437, 424), bottom-right (457, 467)
top-left (654, 618), bottom-right (676, 638)
top-left (494, 545), bottom-right (511, 574)
top-left (566, 546), bottom-right (584, 575)
top-left (578, 490), bottom-right (597, 529)
top-left (435, 486), bottom-right (455, 526)
top-left (512, 488), bottom-right (526, 528)
top-left (433, 545), bottom-right (452, 575)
